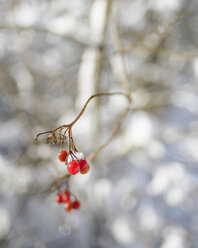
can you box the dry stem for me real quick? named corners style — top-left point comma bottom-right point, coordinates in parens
top-left (35, 91), bottom-right (130, 157)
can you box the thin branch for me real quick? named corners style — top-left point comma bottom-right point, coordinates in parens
top-left (87, 105), bottom-right (129, 162)
top-left (35, 124), bottom-right (69, 141)
top-left (86, 5), bottom-right (132, 163)
top-left (35, 92), bottom-right (130, 147)
top-left (43, 174), bottom-right (71, 194)
top-left (35, 131), bottom-right (53, 141)
top-left (0, 24), bottom-right (89, 46)
top-left (115, 9), bottom-right (193, 55)
top-left (70, 92), bottom-right (129, 126)
top-left (65, 9), bottom-right (193, 71)
top-left (111, 4), bottom-right (130, 93)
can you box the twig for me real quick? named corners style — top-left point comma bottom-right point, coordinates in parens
top-left (86, 5), bottom-right (132, 163)
top-left (0, 24), bottom-right (88, 46)
top-left (87, 104), bottom-right (130, 162)
top-left (35, 92), bottom-right (130, 155)
top-left (65, 8), bottom-right (193, 71)
top-left (70, 92), bottom-right (129, 126)
top-left (36, 92), bottom-right (129, 139)
top-left (44, 174), bottom-right (71, 194)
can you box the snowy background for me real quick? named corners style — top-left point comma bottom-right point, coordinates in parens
top-left (0, 0), bottom-right (198, 247)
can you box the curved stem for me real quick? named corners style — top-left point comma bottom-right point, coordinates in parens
top-left (35, 131), bottom-right (53, 141)
top-left (35, 92), bottom-right (131, 151)
top-left (69, 92), bottom-right (130, 126)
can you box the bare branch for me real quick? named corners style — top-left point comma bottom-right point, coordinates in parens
top-left (0, 24), bottom-right (89, 46)
top-left (70, 91), bottom-right (130, 126)
top-left (87, 104), bottom-right (130, 162)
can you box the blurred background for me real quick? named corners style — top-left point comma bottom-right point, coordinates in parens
top-left (0, 0), bottom-right (198, 247)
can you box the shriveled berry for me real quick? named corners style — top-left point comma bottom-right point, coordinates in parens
top-left (64, 201), bottom-right (73, 212)
top-left (62, 190), bottom-right (70, 203)
top-left (58, 150), bottom-right (68, 162)
top-left (55, 193), bottom-right (63, 204)
top-left (72, 200), bottom-right (81, 209)
top-left (79, 159), bottom-right (90, 174)
top-left (67, 160), bottom-right (80, 175)
top-left (81, 164), bottom-right (90, 174)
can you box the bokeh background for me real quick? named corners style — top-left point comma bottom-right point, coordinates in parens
top-left (1, 0), bottom-right (198, 247)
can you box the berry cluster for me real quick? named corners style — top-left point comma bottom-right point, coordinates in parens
top-left (56, 190), bottom-right (80, 212)
top-left (58, 150), bottom-right (90, 175)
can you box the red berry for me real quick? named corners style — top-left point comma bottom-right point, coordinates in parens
top-left (58, 150), bottom-right (68, 162)
top-left (62, 190), bottom-right (70, 203)
top-left (64, 201), bottom-right (73, 212)
top-left (79, 159), bottom-right (86, 169)
top-left (72, 200), bottom-right (81, 209)
top-left (67, 160), bottom-right (80, 175)
top-left (55, 193), bottom-right (63, 204)
top-left (79, 159), bottom-right (90, 174)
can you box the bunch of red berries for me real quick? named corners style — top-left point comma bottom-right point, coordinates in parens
top-left (56, 190), bottom-right (80, 212)
top-left (58, 150), bottom-right (90, 175)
